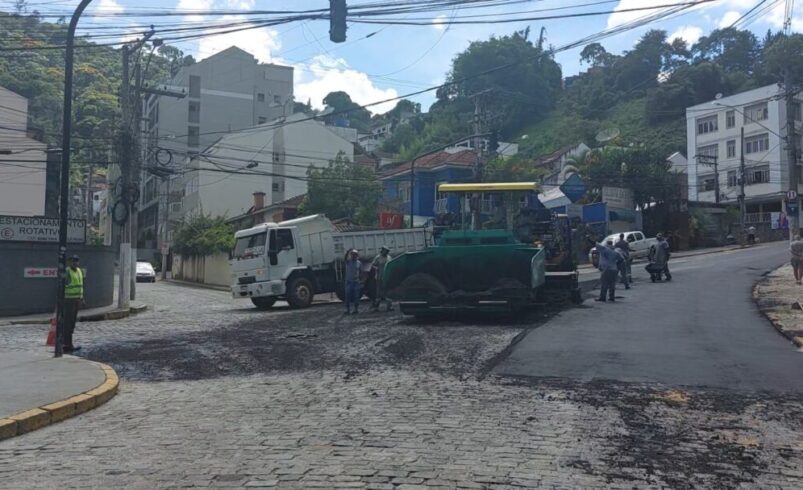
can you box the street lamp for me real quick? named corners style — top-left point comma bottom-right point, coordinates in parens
top-left (55, 0), bottom-right (93, 358)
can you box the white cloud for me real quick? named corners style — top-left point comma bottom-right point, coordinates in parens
top-left (94, 0), bottom-right (124, 15)
top-left (432, 15), bottom-right (448, 31)
top-left (196, 16), bottom-right (281, 63)
top-left (718, 11), bottom-right (741, 28)
top-left (668, 25), bottom-right (703, 46)
top-left (764, 1), bottom-right (803, 30)
top-left (607, 0), bottom-right (751, 29)
top-left (294, 55), bottom-right (399, 114)
top-left (177, 0), bottom-right (215, 23)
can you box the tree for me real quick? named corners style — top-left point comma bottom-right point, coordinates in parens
top-left (299, 153), bottom-right (382, 225)
top-left (322, 91), bottom-right (371, 131)
top-left (441, 30), bottom-right (563, 137)
top-left (692, 28), bottom-right (759, 74)
top-left (580, 43), bottom-right (613, 68)
top-left (172, 215), bottom-right (235, 257)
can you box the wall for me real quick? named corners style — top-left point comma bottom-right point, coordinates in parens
top-left (188, 114), bottom-right (353, 219)
top-left (174, 253), bottom-right (230, 287)
top-left (0, 243), bottom-right (116, 316)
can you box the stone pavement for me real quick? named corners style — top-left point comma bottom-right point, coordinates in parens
top-left (0, 281), bottom-right (801, 488)
top-left (0, 348), bottom-right (105, 420)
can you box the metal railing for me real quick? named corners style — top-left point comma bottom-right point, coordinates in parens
top-left (744, 212), bottom-right (771, 224)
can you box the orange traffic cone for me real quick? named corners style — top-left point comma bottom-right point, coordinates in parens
top-left (46, 314), bottom-right (57, 346)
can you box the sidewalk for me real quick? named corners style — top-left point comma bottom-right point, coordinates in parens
top-left (754, 265), bottom-right (803, 348)
top-left (0, 348), bottom-right (118, 440)
top-left (0, 302), bottom-right (147, 326)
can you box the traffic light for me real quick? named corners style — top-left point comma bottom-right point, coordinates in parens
top-left (329, 0), bottom-right (347, 43)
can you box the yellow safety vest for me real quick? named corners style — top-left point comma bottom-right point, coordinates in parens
top-left (65, 267), bottom-right (84, 299)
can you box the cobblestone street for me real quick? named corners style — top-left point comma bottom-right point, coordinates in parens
top-left (1, 281), bottom-right (802, 489)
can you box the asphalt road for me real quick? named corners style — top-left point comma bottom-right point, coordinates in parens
top-left (497, 241), bottom-right (803, 392)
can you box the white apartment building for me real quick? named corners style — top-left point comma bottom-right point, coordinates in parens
top-left (137, 46), bottom-right (293, 258)
top-left (686, 84), bottom-right (802, 222)
top-left (180, 112), bottom-right (354, 222)
top-left (0, 86), bottom-right (48, 216)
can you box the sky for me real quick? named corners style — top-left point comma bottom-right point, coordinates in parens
top-left (5, 0), bottom-right (802, 114)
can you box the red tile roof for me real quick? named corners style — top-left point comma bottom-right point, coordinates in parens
top-left (378, 149), bottom-right (476, 178)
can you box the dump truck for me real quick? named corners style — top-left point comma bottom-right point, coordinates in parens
top-left (382, 182), bottom-right (580, 316)
top-left (231, 214), bottom-right (430, 309)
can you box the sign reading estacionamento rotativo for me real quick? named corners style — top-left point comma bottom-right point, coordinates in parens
top-left (0, 215), bottom-right (86, 243)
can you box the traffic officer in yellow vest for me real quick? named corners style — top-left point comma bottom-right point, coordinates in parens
top-left (63, 254), bottom-right (84, 353)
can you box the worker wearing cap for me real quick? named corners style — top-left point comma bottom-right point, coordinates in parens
top-left (63, 254), bottom-right (84, 353)
top-left (370, 246), bottom-right (394, 312)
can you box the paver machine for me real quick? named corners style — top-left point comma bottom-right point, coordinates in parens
top-left (382, 182), bottom-right (580, 316)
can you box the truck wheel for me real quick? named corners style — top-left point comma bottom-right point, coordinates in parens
top-left (287, 277), bottom-right (314, 308)
top-left (251, 297), bottom-right (276, 309)
top-left (334, 282), bottom-right (345, 302)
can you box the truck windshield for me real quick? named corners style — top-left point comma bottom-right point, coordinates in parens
top-left (233, 232), bottom-right (266, 260)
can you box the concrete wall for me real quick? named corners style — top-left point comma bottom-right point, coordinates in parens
top-left (0, 243), bottom-right (116, 316)
top-left (174, 253), bottom-right (230, 287)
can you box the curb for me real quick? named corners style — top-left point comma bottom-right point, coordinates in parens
top-left (0, 361), bottom-right (119, 441)
top-left (2, 304), bottom-right (147, 326)
top-left (753, 267), bottom-right (803, 349)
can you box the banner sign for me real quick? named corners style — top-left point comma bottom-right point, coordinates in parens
top-left (379, 212), bottom-right (403, 229)
top-left (602, 186), bottom-right (634, 210)
top-left (0, 215), bottom-right (86, 243)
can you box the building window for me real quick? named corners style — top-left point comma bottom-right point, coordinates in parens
top-left (696, 115), bottom-right (718, 135)
top-left (698, 175), bottom-right (716, 192)
top-left (726, 139), bottom-right (736, 158)
top-left (188, 101), bottom-right (200, 124)
top-left (188, 126), bottom-right (199, 147)
top-left (272, 152), bottom-right (281, 163)
top-left (793, 102), bottom-right (801, 122)
top-left (398, 181), bottom-right (411, 202)
top-left (696, 144), bottom-right (719, 162)
top-left (727, 170), bottom-right (738, 187)
top-left (258, 116), bottom-right (267, 124)
top-left (745, 165), bottom-right (770, 184)
top-left (189, 75), bottom-right (201, 98)
top-left (272, 182), bottom-right (284, 192)
top-left (257, 93), bottom-right (265, 102)
top-left (743, 102), bottom-right (768, 123)
top-left (726, 110), bottom-right (736, 129)
top-left (744, 133), bottom-right (769, 154)
top-left (273, 95), bottom-right (281, 104)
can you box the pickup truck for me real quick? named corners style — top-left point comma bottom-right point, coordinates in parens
top-left (588, 231), bottom-right (657, 267)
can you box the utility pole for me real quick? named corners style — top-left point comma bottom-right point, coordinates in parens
top-left (697, 154), bottom-right (720, 204)
top-left (117, 32), bottom-right (154, 308)
top-left (785, 66), bottom-right (800, 240)
top-left (739, 127), bottom-right (746, 246)
top-left (469, 90), bottom-right (490, 230)
top-left (118, 44), bottom-right (132, 310)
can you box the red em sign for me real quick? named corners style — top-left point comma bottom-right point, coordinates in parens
top-left (24, 267), bottom-right (58, 278)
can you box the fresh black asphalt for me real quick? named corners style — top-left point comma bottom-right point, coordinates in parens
top-left (496, 242), bottom-right (803, 392)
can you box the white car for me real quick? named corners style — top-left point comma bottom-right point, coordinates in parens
top-left (589, 231), bottom-right (658, 266)
top-left (136, 261), bottom-right (156, 283)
